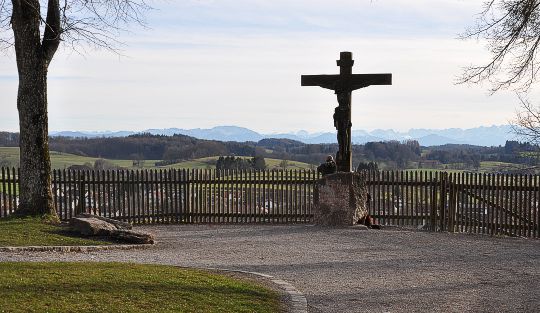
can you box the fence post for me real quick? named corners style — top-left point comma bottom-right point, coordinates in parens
top-left (448, 173), bottom-right (457, 233)
top-left (430, 172), bottom-right (438, 232)
top-left (439, 172), bottom-right (447, 231)
top-left (78, 171), bottom-right (85, 216)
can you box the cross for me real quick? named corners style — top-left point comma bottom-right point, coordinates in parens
top-left (301, 51), bottom-right (392, 172)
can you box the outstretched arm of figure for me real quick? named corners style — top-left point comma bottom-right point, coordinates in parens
top-left (301, 75), bottom-right (339, 90)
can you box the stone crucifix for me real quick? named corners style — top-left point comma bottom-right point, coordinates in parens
top-left (301, 52), bottom-right (392, 172)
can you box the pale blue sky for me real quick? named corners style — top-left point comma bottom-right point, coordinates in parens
top-left (0, 0), bottom-right (530, 133)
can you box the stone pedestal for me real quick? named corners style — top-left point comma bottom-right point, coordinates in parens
top-left (313, 172), bottom-right (368, 226)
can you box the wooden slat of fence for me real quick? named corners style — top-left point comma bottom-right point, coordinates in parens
top-left (101, 170), bottom-right (106, 218)
top-left (491, 174), bottom-right (499, 235)
top-left (418, 171), bottom-right (424, 227)
top-left (460, 173), bottom-right (471, 232)
top-left (461, 172), bottom-right (466, 233)
top-left (6, 168), bottom-right (13, 215)
top-left (526, 175), bottom-right (532, 237)
top-left (117, 170), bottom-right (123, 221)
top-left (535, 175), bottom-right (539, 238)
top-left (246, 169), bottom-right (250, 223)
top-left (403, 171), bottom-right (409, 227)
top-left (139, 170), bottom-right (144, 224)
top-left (387, 171), bottom-right (392, 226)
top-left (130, 170), bottom-right (136, 222)
top-left (96, 170), bottom-right (101, 217)
top-left (511, 173), bottom-right (516, 236)
top-left (201, 169), bottom-right (205, 223)
top-left (486, 173), bottom-right (492, 235)
top-left (413, 171), bottom-right (418, 227)
top-left (99, 170), bottom-right (104, 216)
top-left (304, 170), bottom-right (309, 224)
top-left (422, 171), bottom-right (433, 230)
top-left (494, 174), bottom-right (500, 235)
top-left (373, 170), bottom-right (378, 222)
top-left (210, 169), bottom-right (215, 223)
top-left (463, 172), bottom-right (468, 233)
top-left (108, 170), bottom-right (113, 219)
top-left (525, 174), bottom-right (531, 237)
top-left (479, 173), bottom-right (485, 234)
top-left (288, 170), bottom-right (292, 224)
top-left (518, 174), bottom-right (526, 237)
top-left (128, 170), bottom-right (133, 223)
top-left (1, 167), bottom-right (6, 217)
top-left (208, 169), bottom-right (213, 223)
top-left (193, 169), bottom-right (197, 223)
top-left (139, 170), bottom-right (144, 223)
top-left (472, 172), bottom-right (478, 233)
top-left (413, 171), bottom-right (419, 227)
top-left (502, 173), bottom-right (508, 236)
top-left (520, 174), bottom-right (526, 237)
top-left (536, 175), bottom-right (540, 238)
top-left (110, 170), bottom-right (116, 219)
top-left (390, 171), bottom-right (395, 225)
top-left (269, 170), bottom-right (274, 223)
top-left (470, 172), bottom-right (476, 234)
top-left (14, 168), bottom-right (18, 212)
top-left (182, 169), bottom-right (187, 223)
top-left (515, 174), bottom-right (521, 237)
top-left (464, 172), bottom-right (470, 233)
top-left (238, 169), bottom-right (243, 223)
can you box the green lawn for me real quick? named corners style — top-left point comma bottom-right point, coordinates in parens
top-left (0, 216), bottom-right (112, 246)
top-left (0, 262), bottom-right (282, 313)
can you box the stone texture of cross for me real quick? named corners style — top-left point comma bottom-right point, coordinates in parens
top-left (301, 51), bottom-right (392, 172)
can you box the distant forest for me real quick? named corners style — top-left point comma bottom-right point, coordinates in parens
top-left (0, 132), bottom-right (538, 171)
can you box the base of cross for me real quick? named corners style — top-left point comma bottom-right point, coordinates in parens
top-left (335, 151), bottom-right (352, 172)
top-left (313, 172), bottom-right (368, 226)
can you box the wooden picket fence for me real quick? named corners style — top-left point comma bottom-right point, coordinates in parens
top-left (0, 168), bottom-right (319, 224)
top-left (1, 167), bottom-right (539, 238)
top-left (366, 171), bottom-right (540, 238)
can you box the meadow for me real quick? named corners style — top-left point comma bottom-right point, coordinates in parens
top-left (0, 147), bottom-right (313, 170)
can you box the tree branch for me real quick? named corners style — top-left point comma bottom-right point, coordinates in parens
top-left (460, 0), bottom-right (540, 92)
top-left (42, 0), bottom-right (61, 65)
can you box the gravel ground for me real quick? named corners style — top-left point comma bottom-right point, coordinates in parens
top-left (1, 225), bottom-right (539, 313)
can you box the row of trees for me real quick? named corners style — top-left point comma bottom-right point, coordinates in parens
top-left (5, 131), bottom-right (540, 169)
top-left (215, 156), bottom-right (266, 171)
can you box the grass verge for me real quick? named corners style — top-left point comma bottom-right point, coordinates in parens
top-left (0, 216), bottom-right (111, 247)
top-left (0, 262), bottom-right (282, 313)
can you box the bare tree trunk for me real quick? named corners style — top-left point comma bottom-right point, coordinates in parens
top-left (11, 0), bottom-right (58, 216)
top-left (16, 63), bottom-right (55, 216)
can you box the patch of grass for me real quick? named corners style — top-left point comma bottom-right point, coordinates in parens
top-left (0, 216), bottom-right (111, 246)
top-left (0, 262), bottom-right (282, 313)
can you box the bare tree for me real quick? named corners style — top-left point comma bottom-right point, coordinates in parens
top-left (512, 94), bottom-right (540, 143)
top-left (0, 1), bottom-right (150, 216)
top-left (460, 0), bottom-right (540, 93)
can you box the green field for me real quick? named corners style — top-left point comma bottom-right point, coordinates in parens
top-left (0, 147), bottom-right (313, 171)
top-left (2, 147), bottom-right (533, 173)
top-left (171, 156), bottom-right (313, 170)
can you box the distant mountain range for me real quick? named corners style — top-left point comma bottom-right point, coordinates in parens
top-left (49, 125), bottom-right (519, 147)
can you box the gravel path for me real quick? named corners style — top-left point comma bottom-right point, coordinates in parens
top-left (1, 225), bottom-right (539, 313)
